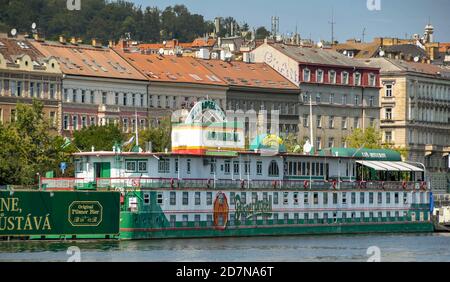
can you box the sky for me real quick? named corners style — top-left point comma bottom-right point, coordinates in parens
top-left (130, 0), bottom-right (450, 42)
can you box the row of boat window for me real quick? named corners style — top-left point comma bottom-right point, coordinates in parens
top-left (144, 191), bottom-right (427, 206)
top-left (168, 210), bottom-right (427, 227)
top-left (124, 159), bottom-right (282, 177)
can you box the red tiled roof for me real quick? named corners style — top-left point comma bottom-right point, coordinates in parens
top-left (198, 60), bottom-right (298, 89)
top-left (0, 36), bottom-right (46, 63)
top-left (118, 52), bottom-right (226, 85)
top-left (191, 38), bottom-right (216, 48)
top-left (439, 43), bottom-right (450, 53)
top-left (30, 40), bottom-right (147, 81)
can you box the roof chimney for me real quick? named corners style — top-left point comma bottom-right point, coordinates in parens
top-left (59, 36), bottom-right (66, 44)
top-left (92, 38), bottom-right (97, 47)
top-left (70, 37), bottom-right (77, 44)
top-left (108, 40), bottom-right (114, 48)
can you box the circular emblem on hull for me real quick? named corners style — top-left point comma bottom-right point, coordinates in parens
top-left (213, 192), bottom-right (229, 230)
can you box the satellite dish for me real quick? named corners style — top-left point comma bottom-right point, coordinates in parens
top-left (379, 50), bottom-right (385, 57)
top-left (343, 50), bottom-right (348, 55)
top-left (303, 140), bottom-right (313, 154)
top-left (317, 42), bottom-right (324, 48)
top-left (414, 56), bottom-right (420, 62)
top-left (31, 22), bottom-right (37, 30)
top-left (10, 28), bottom-right (17, 37)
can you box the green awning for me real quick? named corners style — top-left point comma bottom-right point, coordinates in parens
top-left (319, 148), bottom-right (402, 161)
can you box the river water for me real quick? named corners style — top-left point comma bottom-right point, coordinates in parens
top-left (1, 233), bottom-right (450, 262)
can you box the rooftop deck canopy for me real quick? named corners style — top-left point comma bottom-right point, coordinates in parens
top-left (356, 161), bottom-right (423, 172)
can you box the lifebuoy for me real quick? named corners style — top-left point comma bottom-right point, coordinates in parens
top-left (420, 181), bottom-right (427, 190)
top-left (304, 180), bottom-right (309, 189)
top-left (331, 180), bottom-right (337, 189)
top-left (359, 181), bottom-right (366, 189)
top-left (402, 181), bottom-right (407, 190)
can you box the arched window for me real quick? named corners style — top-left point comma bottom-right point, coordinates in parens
top-left (268, 161), bottom-right (280, 177)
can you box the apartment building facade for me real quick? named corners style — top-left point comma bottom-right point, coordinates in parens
top-left (251, 42), bottom-right (381, 149)
top-left (0, 35), bottom-right (62, 130)
top-left (362, 58), bottom-right (450, 193)
top-left (30, 39), bottom-right (149, 135)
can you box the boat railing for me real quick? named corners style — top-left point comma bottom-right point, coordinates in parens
top-left (39, 177), bottom-right (429, 191)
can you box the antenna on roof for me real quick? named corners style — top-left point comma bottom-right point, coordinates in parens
top-left (362, 27), bottom-right (366, 43)
top-left (328, 8), bottom-right (336, 45)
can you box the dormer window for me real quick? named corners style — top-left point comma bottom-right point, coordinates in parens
top-left (354, 72), bottom-right (361, 86)
top-left (303, 68), bottom-right (311, 82)
top-left (342, 72), bottom-right (349, 84)
top-left (329, 70), bottom-right (336, 84)
top-left (316, 69), bottom-right (324, 83)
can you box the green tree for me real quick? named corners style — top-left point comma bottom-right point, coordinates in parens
top-left (0, 100), bottom-right (68, 185)
top-left (138, 118), bottom-right (171, 152)
top-left (73, 124), bottom-right (124, 152)
top-left (345, 127), bottom-right (409, 158)
top-left (255, 26), bottom-right (270, 39)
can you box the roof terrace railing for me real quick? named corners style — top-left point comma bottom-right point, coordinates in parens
top-left (40, 177), bottom-right (429, 192)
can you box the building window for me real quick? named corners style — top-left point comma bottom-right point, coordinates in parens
top-left (369, 73), bottom-right (376, 87)
top-left (385, 108), bottom-right (393, 120)
top-left (386, 84), bottom-right (393, 97)
top-left (140, 94), bottom-right (145, 107)
top-left (132, 94), bottom-right (136, 106)
top-left (342, 94), bottom-right (347, 105)
top-left (182, 192), bottom-right (189, 205)
top-left (90, 91), bottom-right (94, 104)
top-left (329, 116), bottom-right (334, 129)
top-left (102, 92), bottom-right (107, 104)
top-left (115, 93), bottom-right (119, 105)
top-left (186, 159), bottom-right (191, 174)
top-left (303, 68), bottom-right (311, 82)
top-left (256, 161), bottom-right (262, 175)
top-left (29, 82), bottom-right (35, 98)
top-left (72, 115), bottom-right (78, 130)
top-left (158, 158), bottom-right (170, 173)
top-left (268, 161), bottom-right (279, 177)
top-left (354, 72), bottom-right (361, 86)
top-left (316, 115), bottom-right (322, 128)
top-left (123, 118), bottom-right (128, 132)
top-left (315, 93), bottom-right (321, 104)
top-left (329, 71), bottom-right (336, 84)
top-left (303, 114), bottom-right (309, 128)
top-left (123, 94), bottom-right (127, 106)
top-left (49, 84), bottom-right (55, 99)
top-left (354, 95), bottom-right (359, 106)
top-left (353, 118), bottom-right (359, 129)
top-left (342, 117), bottom-right (347, 129)
top-left (316, 137), bottom-right (322, 150)
top-left (385, 131), bottom-right (392, 143)
top-left (329, 93), bottom-right (334, 104)
top-left (81, 116), bottom-right (87, 128)
top-left (342, 72), bottom-right (349, 84)
top-left (10, 81), bottom-right (17, 96)
top-left (170, 192), bottom-right (176, 205)
top-left (328, 138), bottom-right (334, 148)
top-left (36, 83), bottom-right (42, 98)
top-left (90, 117), bottom-right (96, 126)
top-left (63, 115), bottom-right (69, 130)
top-left (72, 90), bottom-right (77, 103)
top-left (138, 161), bottom-right (147, 172)
top-left (369, 96), bottom-right (375, 107)
top-left (317, 69), bottom-right (324, 83)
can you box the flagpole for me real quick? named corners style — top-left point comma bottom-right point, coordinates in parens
top-left (135, 109), bottom-right (139, 149)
